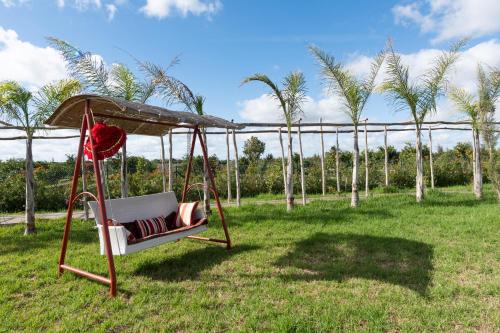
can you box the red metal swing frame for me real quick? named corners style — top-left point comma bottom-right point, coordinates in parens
top-left (58, 99), bottom-right (231, 297)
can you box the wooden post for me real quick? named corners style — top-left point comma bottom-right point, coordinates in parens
top-left (168, 129), bottom-right (173, 191)
top-left (320, 118), bottom-right (326, 196)
top-left (335, 127), bottom-right (340, 193)
top-left (81, 154), bottom-right (89, 221)
top-left (120, 141), bottom-right (128, 198)
top-left (160, 135), bottom-right (167, 192)
top-left (298, 120), bottom-right (306, 205)
top-left (364, 120), bottom-right (369, 198)
top-left (226, 128), bottom-right (232, 203)
top-left (278, 128), bottom-right (287, 197)
top-left (232, 129), bottom-right (241, 207)
top-left (428, 126), bottom-right (435, 190)
top-left (384, 125), bottom-right (389, 187)
top-left (202, 129), bottom-right (211, 214)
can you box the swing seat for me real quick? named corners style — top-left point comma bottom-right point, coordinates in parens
top-left (88, 192), bottom-right (208, 256)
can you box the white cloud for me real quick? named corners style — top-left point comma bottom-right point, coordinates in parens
top-left (1, 0), bottom-right (28, 7)
top-left (393, 0), bottom-right (500, 43)
top-left (74, 0), bottom-right (101, 10)
top-left (0, 26), bottom-right (67, 88)
top-left (106, 3), bottom-right (117, 20)
top-left (140, 0), bottom-right (222, 19)
top-left (56, 0), bottom-right (65, 8)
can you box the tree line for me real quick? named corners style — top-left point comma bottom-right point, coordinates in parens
top-left (0, 137), bottom-right (495, 213)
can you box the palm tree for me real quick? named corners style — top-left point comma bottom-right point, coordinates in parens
top-left (0, 79), bottom-right (81, 234)
top-left (140, 61), bottom-right (212, 212)
top-left (448, 65), bottom-right (496, 199)
top-left (310, 46), bottom-right (385, 207)
top-left (242, 72), bottom-right (307, 211)
top-left (380, 39), bottom-right (465, 202)
top-left (48, 37), bottom-right (158, 198)
top-left (453, 65), bottom-right (500, 200)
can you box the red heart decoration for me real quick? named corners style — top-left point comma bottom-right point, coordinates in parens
top-left (84, 122), bottom-right (126, 161)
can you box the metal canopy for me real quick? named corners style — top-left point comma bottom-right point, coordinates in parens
top-left (45, 94), bottom-right (244, 136)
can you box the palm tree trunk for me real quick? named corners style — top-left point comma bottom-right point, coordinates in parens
top-left (351, 124), bottom-right (359, 208)
top-left (278, 128), bottom-right (287, 198)
top-left (286, 128), bottom-right (294, 211)
top-left (415, 125), bottom-right (424, 203)
top-left (232, 129), bottom-right (241, 207)
top-left (168, 129), bottom-right (173, 191)
top-left (226, 128), bottom-right (232, 203)
top-left (298, 122), bottom-right (306, 205)
top-left (364, 120), bottom-right (369, 197)
top-left (336, 127), bottom-right (341, 193)
top-left (384, 125), bottom-right (389, 187)
top-left (120, 141), bottom-right (128, 198)
top-left (320, 118), bottom-right (326, 196)
top-left (25, 134), bottom-right (35, 235)
top-left (160, 135), bottom-right (167, 192)
top-left (473, 128), bottom-right (483, 199)
top-left (202, 129), bottom-right (211, 214)
top-left (428, 127), bottom-right (435, 190)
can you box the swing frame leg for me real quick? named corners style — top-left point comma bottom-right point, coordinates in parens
top-left (181, 126), bottom-right (232, 249)
top-left (57, 99), bottom-right (117, 297)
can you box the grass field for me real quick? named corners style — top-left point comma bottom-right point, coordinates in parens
top-left (0, 190), bottom-right (499, 332)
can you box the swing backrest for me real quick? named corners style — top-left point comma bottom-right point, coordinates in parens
top-left (89, 192), bottom-right (178, 225)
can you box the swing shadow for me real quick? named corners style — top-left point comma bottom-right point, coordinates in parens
top-left (134, 244), bottom-right (259, 281)
top-left (275, 232), bottom-right (434, 296)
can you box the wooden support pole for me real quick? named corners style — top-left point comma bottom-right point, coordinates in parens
top-left (336, 127), bottom-right (341, 193)
top-left (160, 135), bottom-right (167, 192)
top-left (232, 129), bottom-right (241, 207)
top-left (384, 125), bottom-right (389, 187)
top-left (278, 128), bottom-right (287, 197)
top-left (168, 129), bottom-right (173, 191)
top-left (320, 118), bottom-right (326, 196)
top-left (364, 120), bottom-right (369, 198)
top-left (120, 141), bottom-right (128, 198)
top-left (428, 126), bottom-right (435, 190)
top-left (471, 126), bottom-right (476, 193)
top-left (202, 129), bottom-right (211, 214)
top-left (81, 154), bottom-right (89, 221)
top-left (298, 120), bottom-right (306, 205)
top-left (226, 128), bottom-right (232, 203)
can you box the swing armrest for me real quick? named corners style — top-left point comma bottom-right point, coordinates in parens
top-left (96, 224), bottom-right (129, 256)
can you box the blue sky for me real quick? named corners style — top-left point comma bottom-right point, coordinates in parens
top-left (1, 0), bottom-right (500, 160)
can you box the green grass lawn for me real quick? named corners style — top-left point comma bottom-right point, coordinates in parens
top-left (0, 191), bottom-right (499, 332)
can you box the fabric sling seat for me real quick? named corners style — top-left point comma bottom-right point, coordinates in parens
top-left (88, 192), bottom-right (208, 256)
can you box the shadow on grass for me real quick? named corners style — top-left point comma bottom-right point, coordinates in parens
top-left (134, 244), bottom-right (259, 281)
top-left (275, 232), bottom-right (433, 296)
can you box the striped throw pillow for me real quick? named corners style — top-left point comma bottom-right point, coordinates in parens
top-left (135, 215), bottom-right (168, 238)
top-left (176, 202), bottom-right (199, 227)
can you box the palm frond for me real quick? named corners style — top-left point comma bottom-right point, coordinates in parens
top-left (139, 60), bottom-right (196, 110)
top-left (241, 73), bottom-right (287, 116)
top-left (380, 40), bottom-right (419, 120)
top-left (193, 95), bottom-right (205, 116)
top-left (32, 79), bottom-right (81, 126)
top-left (0, 81), bottom-right (31, 128)
top-left (449, 86), bottom-right (478, 124)
top-left (48, 37), bottom-right (111, 95)
top-left (419, 39), bottom-right (466, 120)
top-left (109, 64), bottom-right (142, 101)
top-left (283, 71), bottom-right (307, 124)
top-left (360, 48), bottom-right (386, 110)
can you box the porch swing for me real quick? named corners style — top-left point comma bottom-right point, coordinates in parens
top-left (45, 94), bottom-right (244, 297)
